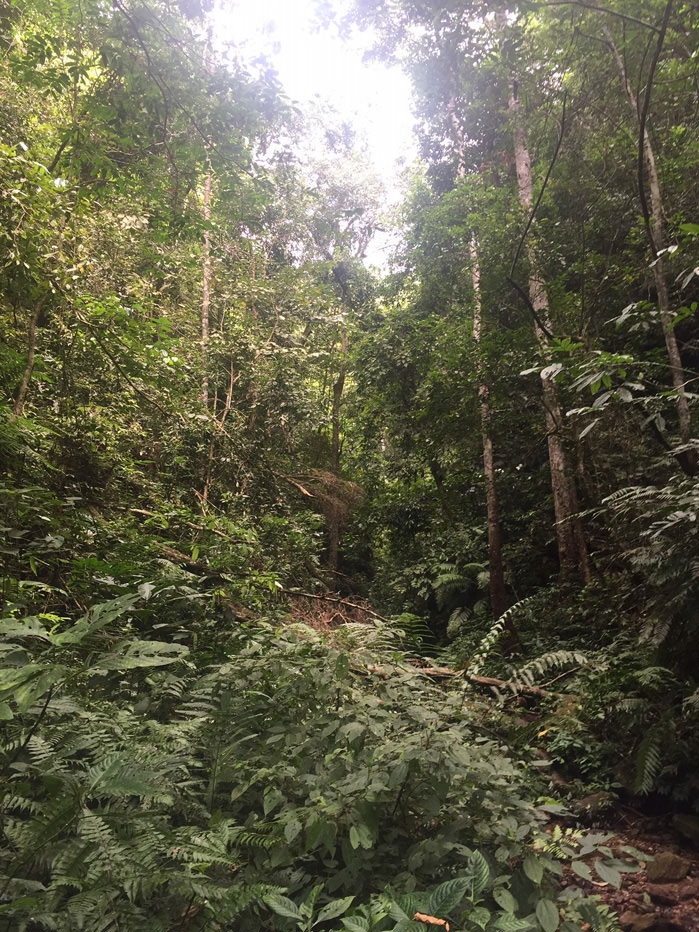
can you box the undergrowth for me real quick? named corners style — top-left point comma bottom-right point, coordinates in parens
top-left (0, 584), bottom-right (620, 932)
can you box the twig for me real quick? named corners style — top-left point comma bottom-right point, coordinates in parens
top-left (272, 473), bottom-right (315, 498)
top-left (540, 665), bottom-right (582, 688)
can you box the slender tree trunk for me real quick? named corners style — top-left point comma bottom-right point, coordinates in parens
top-left (509, 83), bottom-right (591, 584)
top-left (449, 98), bottom-right (518, 616)
top-left (200, 156), bottom-right (212, 408)
top-left (470, 239), bottom-right (509, 620)
top-left (327, 326), bottom-right (348, 572)
top-left (13, 298), bottom-right (46, 417)
top-left (605, 26), bottom-right (695, 474)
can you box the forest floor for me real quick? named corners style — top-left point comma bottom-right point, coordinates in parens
top-left (560, 815), bottom-right (699, 932)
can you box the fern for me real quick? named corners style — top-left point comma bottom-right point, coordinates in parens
top-left (467, 598), bottom-right (534, 677)
top-left (634, 725), bottom-right (665, 795)
top-left (433, 562), bottom-right (486, 610)
top-left (508, 650), bottom-right (587, 690)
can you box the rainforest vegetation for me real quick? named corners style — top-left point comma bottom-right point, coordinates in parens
top-left (1, 0), bottom-right (698, 929)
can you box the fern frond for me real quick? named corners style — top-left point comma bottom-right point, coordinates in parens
top-left (509, 651), bottom-right (587, 690)
top-left (683, 689), bottom-right (699, 715)
top-left (467, 597), bottom-right (534, 677)
top-left (634, 726), bottom-right (665, 795)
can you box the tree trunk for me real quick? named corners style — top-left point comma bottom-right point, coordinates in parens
top-left (200, 157), bottom-right (212, 408)
top-left (449, 97), bottom-right (514, 614)
top-left (327, 326), bottom-right (348, 571)
top-left (509, 83), bottom-right (591, 584)
top-left (470, 238), bottom-right (509, 620)
top-left (12, 298), bottom-right (46, 417)
top-left (605, 25), bottom-right (695, 474)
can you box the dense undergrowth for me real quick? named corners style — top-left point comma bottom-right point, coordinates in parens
top-left (0, 569), bottom-right (624, 932)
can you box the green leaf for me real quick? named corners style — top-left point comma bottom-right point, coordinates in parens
top-left (469, 905), bottom-right (491, 928)
top-left (387, 893), bottom-right (423, 922)
top-left (523, 855), bottom-right (544, 884)
top-left (349, 821), bottom-right (374, 850)
top-left (570, 861), bottom-right (592, 882)
top-left (535, 899), bottom-right (559, 932)
top-left (314, 897), bottom-right (354, 925)
top-left (14, 665), bottom-right (64, 712)
top-left (89, 640), bottom-right (188, 671)
top-left (0, 617), bottom-right (50, 641)
top-left (493, 888), bottom-right (518, 913)
top-left (494, 915), bottom-right (535, 931)
top-left (594, 860), bottom-right (622, 888)
top-left (426, 877), bottom-right (471, 915)
top-left (51, 594), bottom-right (139, 646)
top-left (263, 893), bottom-right (303, 920)
top-left (466, 850), bottom-right (490, 895)
top-left (0, 664), bottom-right (46, 701)
top-left (0, 701), bottom-right (13, 720)
top-left (341, 918), bottom-right (370, 932)
top-left (284, 818), bottom-right (302, 844)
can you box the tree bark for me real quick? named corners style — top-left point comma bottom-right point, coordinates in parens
top-left (12, 298), bottom-right (46, 417)
top-left (509, 83), bottom-right (591, 584)
top-left (200, 157), bottom-right (212, 408)
top-left (470, 238), bottom-right (509, 620)
top-left (604, 23), bottom-right (695, 475)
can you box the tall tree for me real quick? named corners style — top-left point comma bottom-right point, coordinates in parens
top-left (469, 237), bottom-right (509, 618)
top-left (508, 76), bottom-right (590, 582)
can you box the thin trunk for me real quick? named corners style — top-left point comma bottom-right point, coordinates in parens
top-left (605, 25), bottom-right (695, 473)
top-left (13, 298), bottom-right (46, 417)
top-left (327, 327), bottom-right (348, 572)
top-left (470, 239), bottom-right (509, 621)
top-left (200, 157), bottom-right (212, 408)
top-left (330, 327), bottom-right (348, 474)
top-left (449, 98), bottom-right (514, 613)
top-left (509, 83), bottom-right (591, 584)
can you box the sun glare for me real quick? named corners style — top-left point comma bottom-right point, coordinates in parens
top-left (215, 0), bottom-right (416, 204)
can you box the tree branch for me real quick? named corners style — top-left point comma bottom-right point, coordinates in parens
top-left (543, 1), bottom-right (658, 32)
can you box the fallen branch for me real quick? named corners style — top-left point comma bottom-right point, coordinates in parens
top-left (364, 664), bottom-right (551, 698)
top-left (280, 589), bottom-right (390, 623)
top-left (272, 473), bottom-right (315, 498)
top-left (467, 674), bottom-right (550, 698)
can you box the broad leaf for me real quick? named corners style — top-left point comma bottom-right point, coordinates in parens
top-left (594, 860), bottom-right (622, 888)
top-left (535, 899), bottom-right (558, 932)
top-left (426, 877), bottom-right (470, 916)
top-left (570, 861), bottom-right (592, 882)
top-left (523, 856), bottom-right (543, 885)
top-left (263, 893), bottom-right (303, 920)
top-left (493, 888), bottom-right (518, 913)
top-left (314, 896), bottom-right (354, 925)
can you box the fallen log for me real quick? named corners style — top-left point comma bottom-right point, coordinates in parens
top-left (364, 664), bottom-right (550, 698)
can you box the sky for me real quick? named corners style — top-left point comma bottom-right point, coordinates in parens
top-left (214, 0), bottom-right (416, 218)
